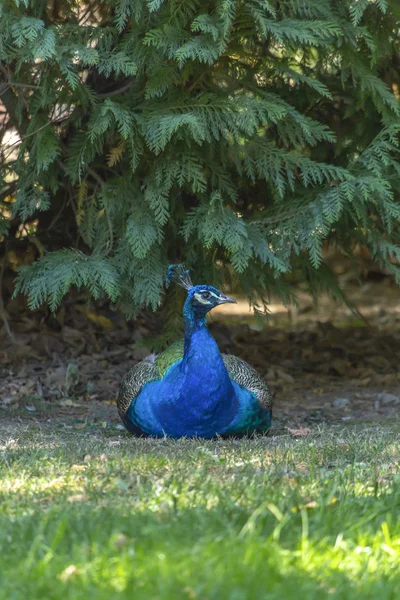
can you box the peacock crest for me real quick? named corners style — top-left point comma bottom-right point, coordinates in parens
top-left (166, 263), bottom-right (193, 291)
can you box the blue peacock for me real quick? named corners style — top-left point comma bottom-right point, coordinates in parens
top-left (117, 264), bottom-right (272, 438)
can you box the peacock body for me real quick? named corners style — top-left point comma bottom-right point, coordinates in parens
top-left (117, 266), bottom-right (271, 438)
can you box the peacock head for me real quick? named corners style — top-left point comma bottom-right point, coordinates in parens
top-left (188, 284), bottom-right (237, 314)
top-left (167, 264), bottom-right (236, 316)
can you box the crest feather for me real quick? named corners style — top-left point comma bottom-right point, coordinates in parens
top-left (166, 264), bottom-right (193, 291)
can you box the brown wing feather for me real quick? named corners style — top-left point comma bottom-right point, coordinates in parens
top-left (222, 354), bottom-right (272, 411)
top-left (117, 359), bottom-right (159, 419)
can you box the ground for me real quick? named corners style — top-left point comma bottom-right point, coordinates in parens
top-left (0, 425), bottom-right (399, 598)
top-left (1, 281), bottom-right (400, 431)
top-left (1, 282), bottom-right (400, 598)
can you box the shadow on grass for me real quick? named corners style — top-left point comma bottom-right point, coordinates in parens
top-left (0, 494), bottom-right (399, 599)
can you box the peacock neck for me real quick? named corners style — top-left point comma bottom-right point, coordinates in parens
top-left (181, 298), bottom-right (233, 398)
top-left (147, 298), bottom-right (238, 437)
top-left (183, 297), bottom-right (208, 355)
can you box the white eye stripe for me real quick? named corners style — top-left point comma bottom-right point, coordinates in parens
top-left (194, 293), bottom-right (212, 305)
top-left (198, 290), bottom-right (220, 300)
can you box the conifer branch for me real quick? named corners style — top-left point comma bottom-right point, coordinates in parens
top-left (1, 0), bottom-right (399, 317)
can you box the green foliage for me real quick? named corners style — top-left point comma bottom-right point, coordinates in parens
top-left (1, 0), bottom-right (400, 319)
top-left (13, 250), bottom-right (120, 311)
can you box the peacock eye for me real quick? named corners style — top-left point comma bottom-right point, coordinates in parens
top-left (201, 291), bottom-right (211, 300)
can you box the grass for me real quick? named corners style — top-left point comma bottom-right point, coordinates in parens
top-left (0, 424), bottom-right (400, 599)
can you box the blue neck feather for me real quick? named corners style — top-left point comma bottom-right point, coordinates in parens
top-left (148, 298), bottom-right (238, 436)
top-left (183, 296), bottom-right (207, 353)
top-left (182, 300), bottom-right (237, 424)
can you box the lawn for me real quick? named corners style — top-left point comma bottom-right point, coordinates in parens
top-left (0, 424), bottom-right (399, 599)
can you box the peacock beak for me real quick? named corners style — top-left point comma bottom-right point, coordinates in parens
top-left (217, 294), bottom-right (237, 305)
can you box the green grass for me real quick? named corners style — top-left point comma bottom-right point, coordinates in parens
top-left (1, 424), bottom-right (400, 599)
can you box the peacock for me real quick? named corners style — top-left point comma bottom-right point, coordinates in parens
top-left (117, 265), bottom-right (272, 438)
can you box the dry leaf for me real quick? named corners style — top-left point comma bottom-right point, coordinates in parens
top-left (63, 399), bottom-right (82, 408)
top-left (59, 565), bottom-right (80, 581)
top-left (86, 312), bottom-right (113, 329)
top-left (287, 427), bottom-right (311, 437)
top-left (67, 494), bottom-right (89, 503)
top-left (107, 139), bottom-right (126, 167)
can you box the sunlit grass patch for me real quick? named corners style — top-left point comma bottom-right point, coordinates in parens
top-left (0, 425), bottom-right (399, 599)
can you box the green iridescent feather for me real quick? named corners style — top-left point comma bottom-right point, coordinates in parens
top-left (156, 340), bottom-right (185, 376)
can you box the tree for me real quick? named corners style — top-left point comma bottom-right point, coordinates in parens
top-left (1, 0), bottom-right (400, 323)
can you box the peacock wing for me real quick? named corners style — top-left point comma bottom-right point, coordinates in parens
top-left (222, 354), bottom-right (272, 411)
top-left (117, 357), bottom-right (159, 420)
top-left (155, 340), bottom-right (184, 376)
top-left (118, 341), bottom-right (185, 420)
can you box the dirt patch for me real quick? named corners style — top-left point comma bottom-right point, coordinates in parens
top-left (1, 282), bottom-right (400, 433)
